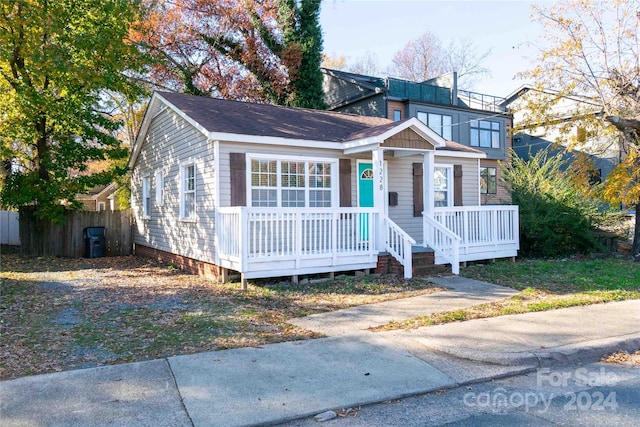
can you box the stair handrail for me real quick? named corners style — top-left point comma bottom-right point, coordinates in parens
top-left (384, 217), bottom-right (416, 279)
top-left (423, 214), bottom-right (461, 275)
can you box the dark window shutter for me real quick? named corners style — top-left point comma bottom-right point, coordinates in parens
top-left (230, 153), bottom-right (246, 207)
top-left (413, 163), bottom-right (423, 217)
top-left (339, 158), bottom-right (352, 207)
top-left (454, 164), bottom-right (463, 206)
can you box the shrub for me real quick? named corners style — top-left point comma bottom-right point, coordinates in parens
top-left (503, 149), bottom-right (601, 257)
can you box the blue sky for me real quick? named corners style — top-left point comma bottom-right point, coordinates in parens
top-left (320, 0), bottom-right (552, 98)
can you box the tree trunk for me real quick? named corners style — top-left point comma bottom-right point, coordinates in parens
top-left (633, 202), bottom-right (640, 262)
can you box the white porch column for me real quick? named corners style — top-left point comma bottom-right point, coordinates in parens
top-left (372, 148), bottom-right (386, 251)
top-left (423, 151), bottom-right (435, 217)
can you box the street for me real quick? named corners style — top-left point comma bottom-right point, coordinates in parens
top-left (284, 361), bottom-right (640, 426)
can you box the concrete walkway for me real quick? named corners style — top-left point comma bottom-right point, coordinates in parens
top-left (288, 276), bottom-right (519, 335)
top-left (1, 277), bottom-right (639, 427)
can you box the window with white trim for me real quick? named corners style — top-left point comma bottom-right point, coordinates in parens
top-left (154, 170), bottom-right (164, 206)
top-left (142, 175), bottom-right (151, 218)
top-left (417, 112), bottom-right (452, 140)
top-left (98, 201), bottom-right (106, 212)
top-left (433, 165), bottom-right (453, 207)
top-left (250, 157), bottom-right (334, 207)
top-left (470, 119), bottom-right (500, 148)
top-left (180, 163), bottom-right (196, 220)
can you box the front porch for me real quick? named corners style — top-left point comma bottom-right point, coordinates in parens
top-left (216, 205), bottom-right (519, 281)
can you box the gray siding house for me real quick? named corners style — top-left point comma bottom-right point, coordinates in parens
top-left (323, 69), bottom-right (513, 204)
top-left (504, 85), bottom-right (619, 182)
top-left (130, 92), bottom-right (519, 284)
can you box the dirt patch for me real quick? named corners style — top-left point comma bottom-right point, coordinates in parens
top-left (0, 254), bottom-right (441, 380)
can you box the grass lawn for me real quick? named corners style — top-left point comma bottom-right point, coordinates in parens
top-left (372, 257), bottom-right (640, 332)
top-left (0, 250), bottom-right (441, 380)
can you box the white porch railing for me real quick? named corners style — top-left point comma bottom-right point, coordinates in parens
top-left (384, 217), bottom-right (416, 279)
top-left (423, 215), bottom-right (461, 274)
top-left (431, 205), bottom-right (519, 264)
top-left (216, 207), bottom-right (380, 278)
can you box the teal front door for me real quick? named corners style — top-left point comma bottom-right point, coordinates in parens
top-left (358, 162), bottom-right (374, 240)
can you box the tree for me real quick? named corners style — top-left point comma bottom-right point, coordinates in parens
top-left (388, 31), bottom-right (491, 87)
top-left (322, 52), bottom-right (346, 70)
top-left (347, 51), bottom-right (382, 76)
top-left (389, 31), bottom-right (446, 82)
top-left (520, 0), bottom-right (640, 261)
top-left (322, 50), bottom-right (382, 77)
top-left (0, 0), bottom-right (146, 222)
top-left (135, 0), bottom-right (326, 109)
top-left (444, 38), bottom-right (491, 87)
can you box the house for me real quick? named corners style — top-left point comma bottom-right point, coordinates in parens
top-left (76, 183), bottom-right (120, 211)
top-left (129, 91), bottom-right (519, 284)
top-left (503, 85), bottom-right (620, 182)
top-left (322, 69), bottom-right (513, 205)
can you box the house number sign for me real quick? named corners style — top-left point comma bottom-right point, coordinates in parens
top-left (378, 159), bottom-right (384, 190)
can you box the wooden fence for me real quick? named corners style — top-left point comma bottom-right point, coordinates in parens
top-left (18, 207), bottom-right (133, 257)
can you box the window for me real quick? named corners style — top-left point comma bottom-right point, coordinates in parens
top-left (181, 163), bottom-right (196, 220)
top-left (480, 167), bottom-right (497, 194)
top-left (250, 157), bottom-right (334, 207)
top-left (393, 109), bottom-right (402, 121)
top-left (98, 201), bottom-right (106, 212)
top-left (155, 170), bottom-right (164, 206)
top-left (417, 112), bottom-right (452, 140)
top-left (433, 165), bottom-right (452, 207)
top-left (470, 120), bottom-right (500, 148)
top-left (308, 162), bottom-right (332, 207)
top-left (142, 175), bottom-right (151, 218)
top-left (251, 159), bottom-right (277, 207)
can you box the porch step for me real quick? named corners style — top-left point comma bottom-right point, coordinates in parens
top-left (412, 251), bottom-right (451, 277)
top-left (375, 250), bottom-right (451, 277)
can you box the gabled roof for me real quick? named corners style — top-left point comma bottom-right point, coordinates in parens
top-left (76, 183), bottom-right (117, 200)
top-left (502, 85), bottom-right (603, 108)
top-left (157, 91), bottom-right (391, 142)
top-left (130, 92), bottom-right (484, 168)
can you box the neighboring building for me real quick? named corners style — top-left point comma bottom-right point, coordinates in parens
top-left (322, 69), bottom-right (513, 205)
top-left (503, 85), bottom-right (620, 182)
top-left (76, 183), bottom-right (120, 211)
top-left (129, 92), bottom-right (519, 284)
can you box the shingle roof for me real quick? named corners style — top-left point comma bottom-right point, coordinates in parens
top-left (441, 140), bottom-right (485, 153)
top-left (158, 91), bottom-right (391, 143)
top-left (156, 92), bottom-right (482, 155)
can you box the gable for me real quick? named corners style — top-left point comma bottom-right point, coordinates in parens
top-left (322, 69), bottom-right (380, 110)
top-left (382, 128), bottom-right (435, 150)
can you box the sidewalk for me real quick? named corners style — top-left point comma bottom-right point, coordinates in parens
top-left (1, 277), bottom-right (638, 427)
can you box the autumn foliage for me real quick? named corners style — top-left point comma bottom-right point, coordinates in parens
top-left (520, 0), bottom-right (640, 259)
top-left (133, 0), bottom-right (326, 108)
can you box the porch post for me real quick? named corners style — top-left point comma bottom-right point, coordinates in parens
top-left (372, 147), bottom-right (386, 251)
top-left (423, 151), bottom-right (435, 217)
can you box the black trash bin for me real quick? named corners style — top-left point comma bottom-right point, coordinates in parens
top-left (83, 226), bottom-right (105, 258)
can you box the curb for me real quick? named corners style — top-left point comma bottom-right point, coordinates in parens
top-left (423, 333), bottom-right (640, 367)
